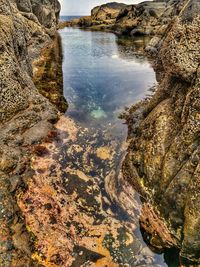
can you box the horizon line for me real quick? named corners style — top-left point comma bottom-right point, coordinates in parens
top-left (60, 13), bottom-right (90, 16)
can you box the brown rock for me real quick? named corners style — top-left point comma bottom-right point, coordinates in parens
top-left (123, 0), bottom-right (200, 263)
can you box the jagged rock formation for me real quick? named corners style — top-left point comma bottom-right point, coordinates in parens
top-left (123, 0), bottom-right (200, 263)
top-left (65, 0), bottom-right (177, 36)
top-left (0, 0), bottom-right (63, 265)
top-left (1, 0), bottom-right (199, 265)
top-left (91, 2), bottom-right (126, 24)
top-left (114, 1), bottom-right (170, 35)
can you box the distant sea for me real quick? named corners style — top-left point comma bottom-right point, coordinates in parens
top-left (59, 16), bottom-right (83, 22)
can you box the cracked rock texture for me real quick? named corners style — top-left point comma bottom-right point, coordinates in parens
top-left (123, 0), bottom-right (200, 263)
top-left (0, 0), bottom-right (61, 265)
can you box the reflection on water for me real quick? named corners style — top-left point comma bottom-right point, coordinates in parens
top-left (61, 28), bottom-right (155, 131)
top-left (116, 36), bottom-right (151, 62)
top-left (18, 28), bottom-right (172, 266)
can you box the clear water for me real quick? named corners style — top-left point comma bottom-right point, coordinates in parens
top-left (17, 26), bottom-right (179, 266)
top-left (61, 28), bottom-right (155, 132)
top-left (44, 27), bottom-right (171, 266)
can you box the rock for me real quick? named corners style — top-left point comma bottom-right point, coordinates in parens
top-left (77, 16), bottom-right (92, 27)
top-left (0, 0), bottom-right (62, 265)
top-left (65, 3), bottom-right (126, 30)
top-left (91, 2), bottom-right (126, 23)
top-left (65, 0), bottom-right (177, 39)
top-left (23, 121), bottom-right (54, 145)
top-left (123, 0), bottom-right (200, 263)
top-left (9, 175), bottom-right (22, 192)
top-left (145, 36), bottom-right (161, 54)
top-left (16, 0), bottom-right (32, 13)
top-left (115, 1), bottom-right (168, 36)
top-left (140, 203), bottom-right (179, 250)
top-left (181, 0), bottom-right (200, 22)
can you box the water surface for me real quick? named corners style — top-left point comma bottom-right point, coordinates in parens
top-left (62, 28), bottom-right (155, 132)
top-left (59, 16), bottom-right (83, 22)
top-left (59, 28), bottom-right (167, 266)
top-left (19, 28), bottom-right (171, 266)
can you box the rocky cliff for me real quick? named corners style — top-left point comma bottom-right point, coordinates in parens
top-left (1, 0), bottom-right (199, 266)
top-left (65, 0), bottom-right (176, 36)
top-left (0, 0), bottom-right (63, 265)
top-left (114, 0), bottom-right (170, 36)
top-left (91, 2), bottom-right (127, 25)
top-left (61, 2), bottom-right (126, 30)
top-left (123, 0), bottom-right (200, 264)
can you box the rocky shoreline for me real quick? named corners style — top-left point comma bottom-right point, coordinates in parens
top-left (121, 0), bottom-right (200, 264)
top-left (0, 0), bottom-right (65, 265)
top-left (62, 1), bottom-right (178, 37)
top-left (0, 0), bottom-right (199, 266)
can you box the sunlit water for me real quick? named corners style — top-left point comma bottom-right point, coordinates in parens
top-left (19, 28), bottom-right (173, 266)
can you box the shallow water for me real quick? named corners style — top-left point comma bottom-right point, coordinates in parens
top-left (60, 28), bottom-right (166, 266)
top-left (62, 28), bottom-right (155, 130)
top-left (18, 28), bottom-right (172, 266)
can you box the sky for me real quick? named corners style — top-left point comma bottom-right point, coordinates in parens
top-left (59, 0), bottom-right (143, 15)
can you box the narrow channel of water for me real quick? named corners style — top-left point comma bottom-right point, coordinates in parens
top-left (18, 28), bottom-right (171, 266)
top-left (60, 28), bottom-right (166, 266)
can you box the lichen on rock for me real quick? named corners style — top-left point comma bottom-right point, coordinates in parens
top-left (0, 0), bottom-right (64, 265)
top-left (123, 0), bottom-right (200, 264)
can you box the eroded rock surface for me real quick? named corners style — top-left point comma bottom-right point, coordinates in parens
top-left (91, 2), bottom-right (127, 25)
top-left (123, 0), bottom-right (200, 263)
top-left (114, 1), bottom-right (168, 36)
top-left (0, 0), bottom-right (62, 265)
top-left (65, 0), bottom-right (177, 36)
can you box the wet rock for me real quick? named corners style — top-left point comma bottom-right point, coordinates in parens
top-left (9, 175), bottom-right (22, 192)
top-left (11, 222), bottom-right (32, 256)
top-left (140, 203), bottom-right (179, 250)
top-left (123, 0), bottom-right (200, 263)
top-left (0, 0), bottom-right (61, 265)
top-left (23, 121), bottom-right (54, 145)
top-left (17, 116), bottom-right (164, 266)
top-left (33, 32), bottom-right (68, 113)
top-left (72, 245), bottom-right (105, 266)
